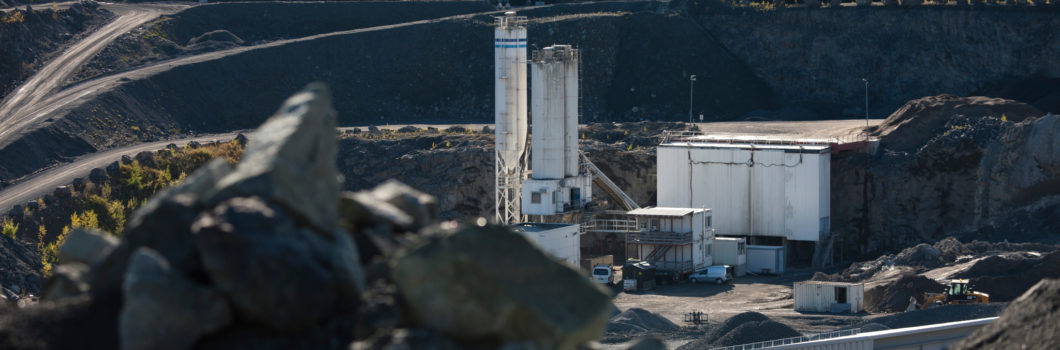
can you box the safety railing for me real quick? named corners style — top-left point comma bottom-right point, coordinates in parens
top-left (626, 231), bottom-right (693, 245)
top-left (709, 328), bottom-right (861, 350)
top-left (581, 217), bottom-right (637, 233)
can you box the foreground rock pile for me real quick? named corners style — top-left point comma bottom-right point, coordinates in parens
top-left (955, 279), bottom-right (1060, 350)
top-left (0, 84), bottom-right (615, 349)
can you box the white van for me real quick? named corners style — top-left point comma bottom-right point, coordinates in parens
top-left (592, 264), bottom-right (614, 285)
top-left (688, 265), bottom-right (733, 285)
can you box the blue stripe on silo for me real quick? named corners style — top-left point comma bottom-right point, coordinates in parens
top-left (494, 44), bottom-right (527, 48)
top-left (494, 38), bottom-right (528, 42)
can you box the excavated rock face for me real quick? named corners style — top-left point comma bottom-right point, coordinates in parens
top-left (831, 96), bottom-right (1057, 259)
top-left (0, 84), bottom-right (614, 349)
top-left (954, 279), bottom-right (1060, 350)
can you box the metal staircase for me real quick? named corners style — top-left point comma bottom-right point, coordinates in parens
top-left (579, 151), bottom-right (640, 211)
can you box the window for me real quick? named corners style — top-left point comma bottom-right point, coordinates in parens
top-left (835, 286), bottom-right (848, 304)
top-left (650, 218), bottom-right (660, 231)
top-left (593, 268), bottom-right (609, 276)
top-left (531, 192), bottom-right (541, 204)
top-left (706, 215), bottom-right (712, 228)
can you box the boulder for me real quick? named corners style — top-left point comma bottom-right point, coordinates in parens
top-left (41, 263), bottom-right (90, 300)
top-left (53, 186), bottom-right (72, 199)
top-left (91, 194), bottom-right (201, 297)
top-left (210, 83), bottom-right (341, 233)
top-left (134, 151), bottom-right (155, 168)
top-left (58, 228), bottom-right (118, 265)
top-left (120, 248), bottom-right (232, 350)
top-left (894, 243), bottom-right (942, 267)
top-left (88, 167), bottom-right (108, 184)
top-left (392, 224), bottom-right (612, 350)
top-left (195, 196), bottom-right (362, 332)
top-left (373, 180), bottom-right (437, 232)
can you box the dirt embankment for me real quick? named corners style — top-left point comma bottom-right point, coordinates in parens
top-left (0, 2), bottom-right (113, 98)
top-left (0, 4), bottom-right (773, 183)
top-left (690, 5), bottom-right (1060, 117)
top-left (337, 123), bottom-right (660, 220)
top-left (829, 95), bottom-right (1058, 260)
top-left (71, 1), bottom-right (496, 82)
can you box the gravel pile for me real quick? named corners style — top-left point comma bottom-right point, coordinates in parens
top-left (712, 320), bottom-right (801, 347)
top-left (851, 303), bottom-right (1005, 331)
top-left (677, 312), bottom-right (802, 350)
top-left (863, 273), bottom-right (944, 312)
top-left (606, 308), bottom-right (679, 334)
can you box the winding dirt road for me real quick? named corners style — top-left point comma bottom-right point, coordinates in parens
top-left (0, 132), bottom-right (242, 213)
top-left (0, 2), bottom-right (188, 148)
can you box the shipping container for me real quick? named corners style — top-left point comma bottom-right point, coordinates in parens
top-left (793, 281), bottom-right (864, 313)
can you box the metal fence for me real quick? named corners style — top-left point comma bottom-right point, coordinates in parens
top-left (709, 328), bottom-right (861, 350)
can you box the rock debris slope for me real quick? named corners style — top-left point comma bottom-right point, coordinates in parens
top-left (0, 83), bottom-right (615, 350)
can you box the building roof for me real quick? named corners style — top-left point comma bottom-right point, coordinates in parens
top-left (626, 207), bottom-right (709, 217)
top-left (660, 142), bottom-right (830, 153)
top-left (508, 222), bottom-right (577, 233)
top-left (794, 280), bottom-right (864, 287)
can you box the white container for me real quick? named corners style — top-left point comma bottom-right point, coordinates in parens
top-left (793, 281), bottom-right (864, 313)
top-left (746, 245), bottom-right (785, 275)
top-left (509, 223), bottom-right (581, 267)
top-left (711, 237), bottom-right (747, 276)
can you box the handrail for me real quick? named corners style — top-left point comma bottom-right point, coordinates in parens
top-left (580, 151), bottom-right (640, 211)
top-left (709, 328), bottom-right (861, 350)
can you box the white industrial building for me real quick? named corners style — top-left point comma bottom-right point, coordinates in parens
top-left (712, 237), bottom-right (747, 276)
top-left (509, 223), bottom-right (581, 267)
top-left (657, 141), bottom-right (831, 242)
top-left (625, 207), bottom-right (713, 275)
top-left (521, 44), bottom-right (592, 216)
top-left (793, 281), bottom-right (865, 313)
top-left (493, 12), bottom-right (529, 224)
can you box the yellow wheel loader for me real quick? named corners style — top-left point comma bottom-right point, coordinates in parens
top-left (920, 279), bottom-right (989, 309)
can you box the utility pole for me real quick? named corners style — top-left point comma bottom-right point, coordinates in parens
top-left (689, 75), bottom-right (697, 126)
top-left (862, 78), bottom-right (869, 128)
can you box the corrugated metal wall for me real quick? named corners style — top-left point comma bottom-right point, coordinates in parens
top-left (657, 145), bottom-right (830, 241)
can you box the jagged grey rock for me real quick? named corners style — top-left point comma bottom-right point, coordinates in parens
top-left (40, 263), bottom-right (89, 300)
top-left (90, 158), bottom-right (236, 296)
top-left (392, 224), bottom-right (612, 350)
top-left (120, 248), bottom-right (232, 350)
top-left (211, 83), bottom-right (341, 232)
top-left (372, 180), bottom-right (438, 233)
top-left (195, 196), bottom-right (362, 332)
top-left (91, 194), bottom-right (201, 296)
top-left (58, 228), bottom-right (118, 265)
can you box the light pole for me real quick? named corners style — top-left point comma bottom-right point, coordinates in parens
top-left (862, 78), bottom-right (869, 128)
top-left (689, 75), bottom-right (697, 126)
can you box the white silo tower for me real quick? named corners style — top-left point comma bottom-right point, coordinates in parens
top-left (522, 45), bottom-right (593, 216)
top-left (494, 11), bottom-right (528, 224)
